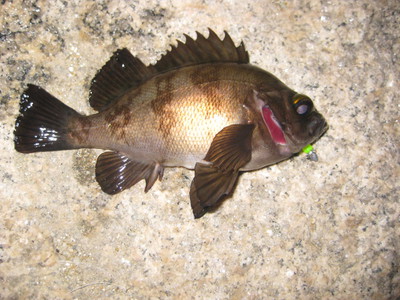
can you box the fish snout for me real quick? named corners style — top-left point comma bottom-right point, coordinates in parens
top-left (307, 115), bottom-right (328, 138)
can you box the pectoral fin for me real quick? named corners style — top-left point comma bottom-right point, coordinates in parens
top-left (190, 124), bottom-right (255, 218)
top-left (95, 151), bottom-right (163, 195)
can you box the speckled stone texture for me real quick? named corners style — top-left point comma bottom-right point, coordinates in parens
top-left (1, 0), bottom-right (399, 299)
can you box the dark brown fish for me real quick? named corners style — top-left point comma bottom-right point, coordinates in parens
top-left (14, 29), bottom-right (328, 218)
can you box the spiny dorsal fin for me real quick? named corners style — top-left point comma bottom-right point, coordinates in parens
top-left (153, 29), bottom-right (249, 73)
top-left (89, 30), bottom-right (249, 111)
top-left (89, 49), bottom-right (155, 111)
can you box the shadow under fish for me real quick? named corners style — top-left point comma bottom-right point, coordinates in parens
top-left (14, 29), bottom-right (328, 218)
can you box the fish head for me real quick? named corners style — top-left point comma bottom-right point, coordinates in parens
top-left (252, 88), bottom-right (328, 155)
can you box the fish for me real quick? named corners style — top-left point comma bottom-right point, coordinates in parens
top-left (14, 29), bottom-right (328, 218)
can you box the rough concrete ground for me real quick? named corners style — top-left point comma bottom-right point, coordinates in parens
top-left (0, 0), bottom-right (399, 299)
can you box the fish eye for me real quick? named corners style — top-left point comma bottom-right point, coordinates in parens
top-left (293, 94), bottom-right (313, 115)
top-left (296, 104), bottom-right (309, 114)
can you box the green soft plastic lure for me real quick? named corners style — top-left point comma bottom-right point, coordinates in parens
top-left (302, 144), bottom-right (318, 162)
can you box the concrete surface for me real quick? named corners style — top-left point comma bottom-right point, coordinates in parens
top-left (0, 0), bottom-right (399, 299)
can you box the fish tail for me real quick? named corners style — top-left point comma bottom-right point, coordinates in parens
top-left (14, 84), bottom-right (81, 153)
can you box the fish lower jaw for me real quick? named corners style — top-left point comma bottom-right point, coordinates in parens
top-left (277, 144), bottom-right (292, 156)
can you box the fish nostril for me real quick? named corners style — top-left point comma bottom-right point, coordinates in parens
top-left (308, 117), bottom-right (328, 137)
top-left (307, 119), bottom-right (318, 136)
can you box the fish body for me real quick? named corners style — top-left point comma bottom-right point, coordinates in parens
top-left (73, 63), bottom-right (293, 169)
top-left (14, 30), bottom-right (328, 218)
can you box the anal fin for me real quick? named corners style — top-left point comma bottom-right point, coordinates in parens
top-left (95, 151), bottom-right (163, 195)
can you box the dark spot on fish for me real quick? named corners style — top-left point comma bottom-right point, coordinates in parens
top-left (189, 66), bottom-right (241, 117)
top-left (69, 116), bottom-right (92, 145)
top-left (158, 102), bottom-right (177, 140)
top-left (151, 73), bottom-right (176, 139)
top-left (189, 65), bottom-right (220, 86)
top-left (153, 72), bottom-right (174, 105)
top-left (104, 104), bottom-right (132, 141)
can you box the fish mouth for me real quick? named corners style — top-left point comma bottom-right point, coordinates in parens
top-left (261, 105), bottom-right (287, 145)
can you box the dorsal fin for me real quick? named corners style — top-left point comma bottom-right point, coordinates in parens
top-left (153, 29), bottom-right (249, 73)
top-left (89, 48), bottom-right (155, 111)
top-left (89, 30), bottom-right (249, 111)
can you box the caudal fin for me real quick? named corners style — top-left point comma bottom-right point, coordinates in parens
top-left (14, 84), bottom-right (81, 153)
